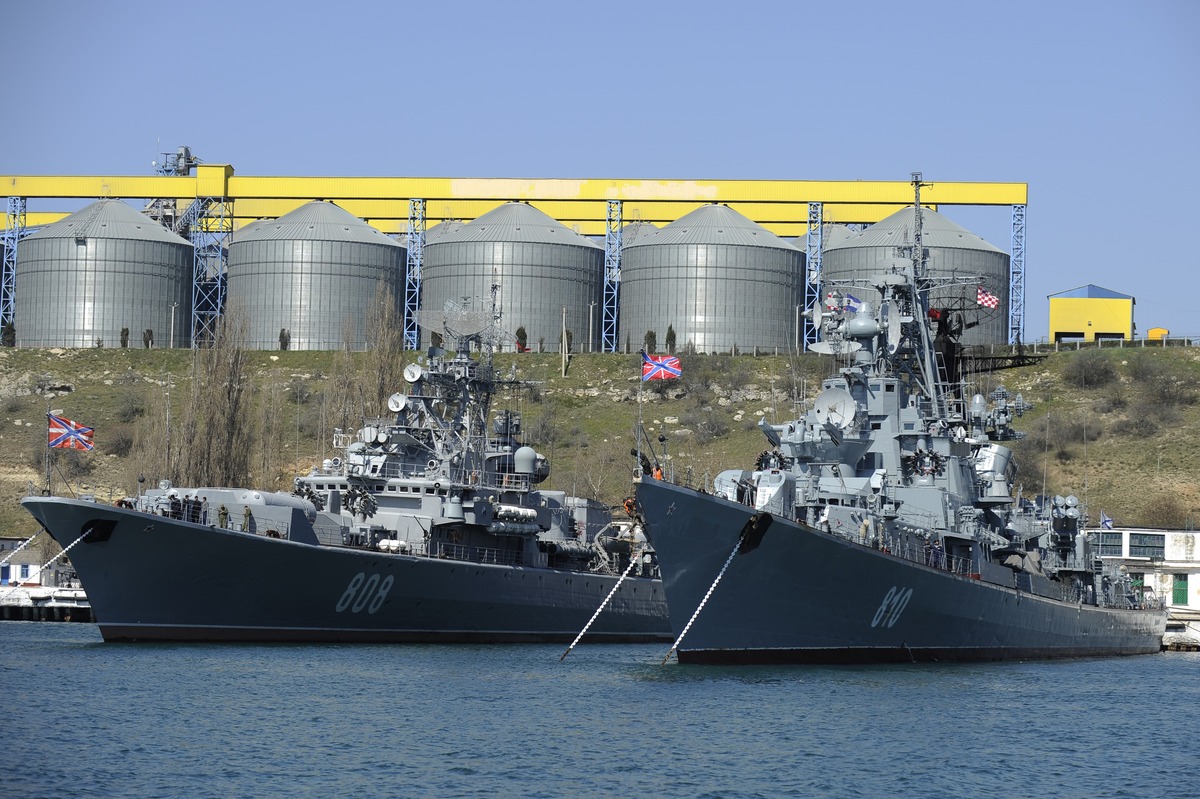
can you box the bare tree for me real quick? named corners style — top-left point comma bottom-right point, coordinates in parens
top-left (175, 304), bottom-right (255, 487)
top-left (362, 281), bottom-right (405, 416)
top-left (328, 317), bottom-right (361, 437)
top-left (258, 379), bottom-right (282, 480)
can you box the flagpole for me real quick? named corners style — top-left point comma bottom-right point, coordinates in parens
top-left (636, 351), bottom-right (643, 473)
top-left (44, 405), bottom-right (52, 496)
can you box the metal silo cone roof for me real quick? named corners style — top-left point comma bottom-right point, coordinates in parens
top-left (408, 220), bottom-right (467, 247)
top-left (235, 200), bottom-right (402, 248)
top-left (826, 206), bottom-right (1002, 253)
top-left (437, 202), bottom-right (601, 248)
top-left (792, 224), bottom-right (856, 252)
top-left (620, 221), bottom-right (659, 246)
top-left (26, 199), bottom-right (190, 245)
top-left (626, 204), bottom-right (798, 250)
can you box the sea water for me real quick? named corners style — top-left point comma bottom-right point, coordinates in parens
top-left (2, 622), bottom-right (1196, 799)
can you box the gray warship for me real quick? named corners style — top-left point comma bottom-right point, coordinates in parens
top-left (635, 176), bottom-right (1166, 664)
top-left (21, 302), bottom-right (668, 643)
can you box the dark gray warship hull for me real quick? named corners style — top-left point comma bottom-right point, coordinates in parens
top-left (23, 497), bottom-right (670, 644)
top-left (637, 480), bottom-right (1166, 664)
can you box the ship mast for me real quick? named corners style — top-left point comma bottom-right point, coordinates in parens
top-left (908, 171), bottom-right (946, 418)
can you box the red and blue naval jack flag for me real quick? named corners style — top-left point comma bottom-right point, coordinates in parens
top-left (48, 413), bottom-right (94, 451)
top-left (641, 351), bottom-right (682, 381)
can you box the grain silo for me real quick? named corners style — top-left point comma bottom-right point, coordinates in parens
top-left (420, 202), bottom-right (603, 352)
top-left (821, 207), bottom-right (1009, 346)
top-left (14, 199), bottom-right (193, 348)
top-left (227, 201), bottom-right (405, 350)
top-left (620, 204), bottom-right (804, 354)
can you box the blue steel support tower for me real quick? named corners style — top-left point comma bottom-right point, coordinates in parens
top-left (187, 199), bottom-right (231, 347)
top-left (1009, 204), bottom-right (1026, 344)
top-left (2, 196), bottom-right (26, 332)
top-left (147, 148), bottom-right (229, 347)
top-left (404, 199), bottom-right (426, 351)
top-left (802, 201), bottom-right (823, 352)
top-left (602, 200), bottom-right (621, 353)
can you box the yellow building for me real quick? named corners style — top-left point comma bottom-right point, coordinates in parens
top-left (1048, 284), bottom-right (1135, 342)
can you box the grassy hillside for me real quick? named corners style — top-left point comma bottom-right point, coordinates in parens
top-left (2, 344), bottom-right (1198, 538)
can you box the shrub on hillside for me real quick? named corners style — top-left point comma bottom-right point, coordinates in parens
top-left (1062, 349), bottom-right (1116, 389)
top-left (1111, 416), bottom-right (1158, 437)
top-left (106, 427), bottom-right (134, 457)
top-left (681, 404), bottom-right (729, 445)
top-left (1093, 385), bottom-right (1127, 414)
top-left (117, 393), bottom-right (146, 423)
top-left (1126, 351), bottom-right (1163, 382)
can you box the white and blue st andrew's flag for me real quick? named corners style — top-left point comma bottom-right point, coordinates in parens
top-left (1101, 511), bottom-right (1114, 529)
top-left (844, 294), bottom-right (862, 313)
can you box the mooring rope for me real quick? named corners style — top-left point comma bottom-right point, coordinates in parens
top-left (0, 528), bottom-right (90, 602)
top-left (0, 530), bottom-right (42, 566)
top-left (560, 549), bottom-right (643, 662)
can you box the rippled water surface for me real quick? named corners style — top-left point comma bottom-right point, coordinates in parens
top-left (3, 622), bottom-right (1196, 798)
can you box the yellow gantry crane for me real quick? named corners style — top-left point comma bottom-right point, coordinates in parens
top-left (1, 157), bottom-right (1027, 349)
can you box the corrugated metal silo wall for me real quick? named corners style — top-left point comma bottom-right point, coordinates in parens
top-left (820, 246), bottom-right (1010, 347)
top-left (14, 235), bottom-right (192, 348)
top-left (620, 243), bottom-right (804, 354)
top-left (228, 239), bottom-right (403, 350)
top-left (421, 240), bottom-right (603, 352)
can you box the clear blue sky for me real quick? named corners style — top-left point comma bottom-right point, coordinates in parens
top-left (5, 0), bottom-right (1196, 340)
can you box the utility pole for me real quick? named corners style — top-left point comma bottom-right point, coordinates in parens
top-left (561, 306), bottom-right (568, 377)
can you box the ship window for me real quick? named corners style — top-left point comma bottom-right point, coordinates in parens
top-left (886, 384), bottom-right (895, 392)
top-left (1099, 533), bottom-right (1123, 556)
top-left (1129, 533), bottom-right (1164, 559)
top-left (903, 422), bottom-right (914, 431)
top-left (387, 485), bottom-right (396, 492)
top-left (869, 384), bottom-right (880, 392)
top-left (871, 421), bottom-right (882, 431)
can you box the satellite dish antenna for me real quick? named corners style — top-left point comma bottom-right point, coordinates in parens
top-left (387, 393), bottom-right (408, 412)
top-left (404, 364), bottom-right (424, 383)
top-left (809, 340), bottom-right (863, 356)
top-left (812, 388), bottom-right (856, 430)
top-left (883, 300), bottom-right (902, 354)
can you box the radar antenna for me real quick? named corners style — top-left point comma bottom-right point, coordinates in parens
top-left (414, 274), bottom-right (516, 357)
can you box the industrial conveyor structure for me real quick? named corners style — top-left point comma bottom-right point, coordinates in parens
top-left (1, 159), bottom-right (1027, 349)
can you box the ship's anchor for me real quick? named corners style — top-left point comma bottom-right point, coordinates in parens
top-left (661, 512), bottom-right (773, 665)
